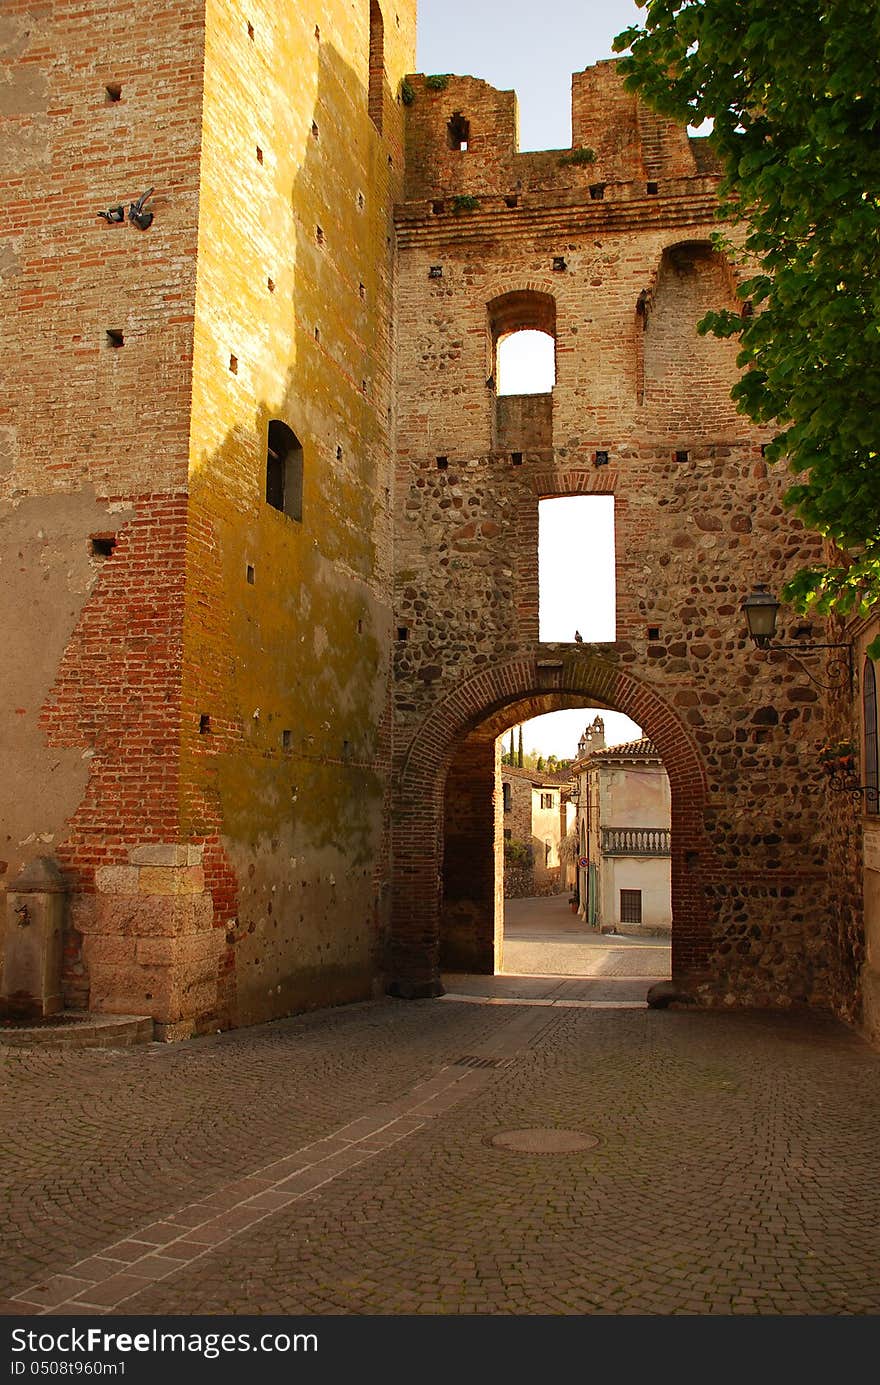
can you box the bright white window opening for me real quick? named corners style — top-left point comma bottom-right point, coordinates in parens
top-left (538, 495), bottom-right (616, 642)
top-left (496, 329), bottom-right (555, 396)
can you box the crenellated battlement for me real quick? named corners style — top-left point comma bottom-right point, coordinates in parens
top-left (402, 59), bottom-right (719, 205)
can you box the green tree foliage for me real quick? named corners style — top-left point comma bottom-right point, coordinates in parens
top-left (614, 0), bottom-right (880, 648)
top-left (504, 839), bottom-right (534, 869)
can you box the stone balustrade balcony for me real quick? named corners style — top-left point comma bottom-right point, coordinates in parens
top-left (601, 827), bottom-right (671, 857)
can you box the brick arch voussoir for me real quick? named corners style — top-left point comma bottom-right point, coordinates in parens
top-left (528, 469), bottom-right (618, 498)
top-left (483, 277), bottom-right (559, 309)
top-left (399, 654), bottom-right (706, 812)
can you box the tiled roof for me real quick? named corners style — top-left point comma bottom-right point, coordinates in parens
top-left (592, 736), bottom-right (660, 760)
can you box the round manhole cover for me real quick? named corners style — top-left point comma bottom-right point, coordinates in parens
top-left (489, 1128), bottom-right (599, 1154)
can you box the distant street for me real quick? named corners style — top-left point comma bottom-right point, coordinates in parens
top-left (502, 892), bottom-right (671, 979)
top-left (439, 892), bottom-right (671, 1007)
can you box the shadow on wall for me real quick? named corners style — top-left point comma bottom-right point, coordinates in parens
top-left (177, 35), bottom-right (400, 1029)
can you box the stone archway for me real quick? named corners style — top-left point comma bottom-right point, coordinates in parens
top-left (389, 650), bottom-right (712, 997)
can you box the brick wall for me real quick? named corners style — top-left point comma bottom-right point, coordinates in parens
top-left (0, 0), bottom-right (205, 1015)
top-left (176, 0), bottom-right (416, 1031)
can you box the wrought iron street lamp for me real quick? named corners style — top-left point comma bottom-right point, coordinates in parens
top-left (740, 584), bottom-right (781, 648)
top-left (741, 584), bottom-right (853, 689)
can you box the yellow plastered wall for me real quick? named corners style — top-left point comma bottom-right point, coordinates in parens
top-left (181, 0), bottom-right (417, 1026)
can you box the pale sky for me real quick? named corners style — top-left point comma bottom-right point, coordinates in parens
top-left (418, 0), bottom-right (647, 761)
top-left (417, 0), bottom-right (643, 151)
top-left (520, 707), bottom-right (644, 760)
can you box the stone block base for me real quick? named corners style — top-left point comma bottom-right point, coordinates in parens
top-left (82, 846), bottom-right (224, 1029)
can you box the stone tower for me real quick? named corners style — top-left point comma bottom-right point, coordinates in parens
top-left (1, 0), bottom-right (415, 1037)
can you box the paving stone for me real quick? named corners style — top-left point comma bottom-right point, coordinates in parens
top-left (4, 995), bottom-right (880, 1316)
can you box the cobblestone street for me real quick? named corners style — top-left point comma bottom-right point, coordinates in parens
top-left (3, 954), bottom-right (880, 1316)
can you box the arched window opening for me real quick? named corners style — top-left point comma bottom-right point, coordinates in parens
top-left (447, 112), bottom-right (469, 151)
top-left (642, 239), bottom-right (740, 424)
top-left (502, 781), bottom-right (511, 812)
top-left (487, 291), bottom-right (556, 396)
top-left (368, 0), bottom-right (384, 133)
top-left (864, 657), bottom-right (878, 815)
top-left (496, 329), bottom-right (556, 396)
top-left (266, 420), bottom-right (303, 522)
top-left (538, 495), bottom-right (615, 642)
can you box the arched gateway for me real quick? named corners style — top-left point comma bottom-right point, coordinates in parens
top-left (389, 653), bottom-right (710, 997)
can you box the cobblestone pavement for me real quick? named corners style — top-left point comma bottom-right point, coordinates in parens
top-left (3, 991), bottom-right (880, 1316)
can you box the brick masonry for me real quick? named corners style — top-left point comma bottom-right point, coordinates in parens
top-left (0, 10), bottom-right (867, 1033)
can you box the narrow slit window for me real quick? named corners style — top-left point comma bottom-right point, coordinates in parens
top-left (538, 495), bottom-right (615, 642)
top-left (447, 112), bottom-right (470, 151)
top-left (266, 420), bottom-right (303, 522)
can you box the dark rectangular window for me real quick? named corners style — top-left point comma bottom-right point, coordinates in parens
top-left (620, 889), bottom-right (642, 924)
top-left (266, 420), bottom-right (303, 521)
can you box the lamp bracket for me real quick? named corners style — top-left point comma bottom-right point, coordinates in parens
top-left (762, 640), bottom-right (853, 691)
